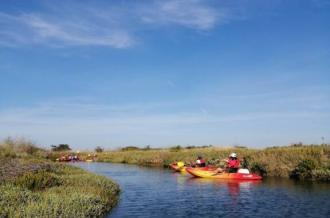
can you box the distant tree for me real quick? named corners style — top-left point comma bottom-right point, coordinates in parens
top-left (234, 145), bottom-right (247, 149)
top-left (95, 146), bottom-right (104, 153)
top-left (142, 145), bottom-right (151, 150)
top-left (291, 142), bottom-right (303, 147)
top-left (170, 145), bottom-right (182, 152)
top-left (51, 144), bottom-right (71, 151)
top-left (121, 146), bottom-right (140, 151)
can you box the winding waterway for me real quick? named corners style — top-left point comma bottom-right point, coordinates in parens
top-left (76, 162), bottom-right (330, 218)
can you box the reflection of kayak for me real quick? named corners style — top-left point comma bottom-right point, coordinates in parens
top-left (169, 163), bottom-right (186, 172)
top-left (186, 167), bottom-right (262, 180)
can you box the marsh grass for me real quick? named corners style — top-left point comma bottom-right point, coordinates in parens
top-left (90, 145), bottom-right (330, 180)
top-left (0, 139), bottom-right (120, 217)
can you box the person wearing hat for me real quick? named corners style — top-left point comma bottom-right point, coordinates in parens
top-left (214, 153), bottom-right (240, 173)
top-left (226, 153), bottom-right (240, 173)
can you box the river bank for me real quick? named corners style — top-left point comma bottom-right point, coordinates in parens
top-left (73, 144), bottom-right (330, 181)
top-left (0, 139), bottom-right (120, 217)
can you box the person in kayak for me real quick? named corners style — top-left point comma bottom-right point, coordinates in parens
top-left (195, 155), bottom-right (206, 167)
top-left (226, 153), bottom-right (240, 173)
top-left (214, 153), bottom-right (240, 173)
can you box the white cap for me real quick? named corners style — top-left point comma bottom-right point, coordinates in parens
top-left (230, 153), bottom-right (237, 158)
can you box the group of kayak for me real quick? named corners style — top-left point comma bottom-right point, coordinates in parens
top-left (56, 153), bottom-right (95, 162)
top-left (169, 153), bottom-right (262, 180)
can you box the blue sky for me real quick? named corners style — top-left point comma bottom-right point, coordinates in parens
top-left (0, 0), bottom-right (329, 149)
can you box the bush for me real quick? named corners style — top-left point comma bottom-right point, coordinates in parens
top-left (241, 157), bottom-right (250, 169)
top-left (251, 162), bottom-right (267, 177)
top-left (17, 143), bottom-right (41, 155)
top-left (121, 146), bottom-right (140, 151)
top-left (170, 145), bottom-right (182, 152)
top-left (234, 145), bottom-right (247, 149)
top-left (0, 163), bottom-right (120, 217)
top-left (0, 137), bottom-right (43, 157)
top-left (95, 146), bottom-right (104, 153)
top-left (142, 145), bottom-right (151, 150)
top-left (311, 168), bottom-right (330, 182)
top-left (290, 159), bottom-right (317, 180)
top-left (14, 170), bottom-right (62, 190)
top-left (51, 144), bottom-right (71, 152)
top-left (291, 142), bottom-right (303, 147)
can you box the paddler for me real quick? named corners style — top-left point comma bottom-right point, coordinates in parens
top-left (195, 155), bottom-right (206, 167)
top-left (215, 153), bottom-right (240, 173)
top-left (226, 153), bottom-right (240, 173)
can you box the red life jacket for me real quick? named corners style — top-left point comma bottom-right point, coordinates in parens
top-left (196, 159), bottom-right (206, 167)
top-left (227, 158), bottom-right (240, 168)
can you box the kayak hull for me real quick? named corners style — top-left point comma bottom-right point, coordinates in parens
top-left (186, 167), bottom-right (262, 180)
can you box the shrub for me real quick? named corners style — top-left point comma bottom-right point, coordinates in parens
top-left (241, 157), bottom-right (250, 169)
top-left (0, 163), bottom-right (120, 217)
top-left (290, 159), bottom-right (317, 180)
top-left (0, 146), bottom-right (16, 158)
top-left (17, 143), bottom-right (41, 155)
top-left (51, 144), bottom-right (71, 152)
top-left (291, 142), bottom-right (303, 147)
top-left (234, 145), bottom-right (247, 149)
top-left (142, 145), bottom-right (151, 150)
top-left (95, 146), bottom-right (104, 153)
top-left (121, 146), bottom-right (140, 151)
top-left (311, 168), bottom-right (330, 182)
top-left (250, 162), bottom-right (267, 177)
top-left (0, 137), bottom-right (43, 157)
top-left (170, 145), bottom-right (182, 152)
top-left (14, 170), bottom-right (63, 190)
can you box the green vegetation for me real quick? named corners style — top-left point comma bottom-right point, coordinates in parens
top-left (0, 138), bottom-right (120, 217)
top-left (51, 144), bottom-right (72, 151)
top-left (290, 159), bottom-right (330, 181)
top-left (90, 144), bottom-right (330, 180)
top-left (95, 146), bottom-right (104, 153)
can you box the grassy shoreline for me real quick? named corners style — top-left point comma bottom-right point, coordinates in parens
top-left (0, 140), bottom-right (120, 217)
top-left (71, 144), bottom-right (330, 181)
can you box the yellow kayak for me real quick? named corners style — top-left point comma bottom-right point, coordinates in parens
top-left (169, 162), bottom-right (186, 172)
top-left (186, 167), bottom-right (262, 180)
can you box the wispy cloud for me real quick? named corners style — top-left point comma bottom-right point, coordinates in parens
top-left (0, 11), bottom-right (133, 48)
top-left (140, 0), bottom-right (219, 30)
top-left (0, 0), bottom-right (227, 48)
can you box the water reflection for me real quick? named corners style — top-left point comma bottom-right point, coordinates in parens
top-left (185, 177), bottom-right (262, 206)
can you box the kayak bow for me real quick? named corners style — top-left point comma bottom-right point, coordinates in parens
top-left (169, 163), bottom-right (187, 172)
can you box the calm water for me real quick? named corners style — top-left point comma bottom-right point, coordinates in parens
top-left (76, 162), bottom-right (330, 218)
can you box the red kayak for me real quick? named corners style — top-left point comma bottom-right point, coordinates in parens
top-left (186, 167), bottom-right (262, 180)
